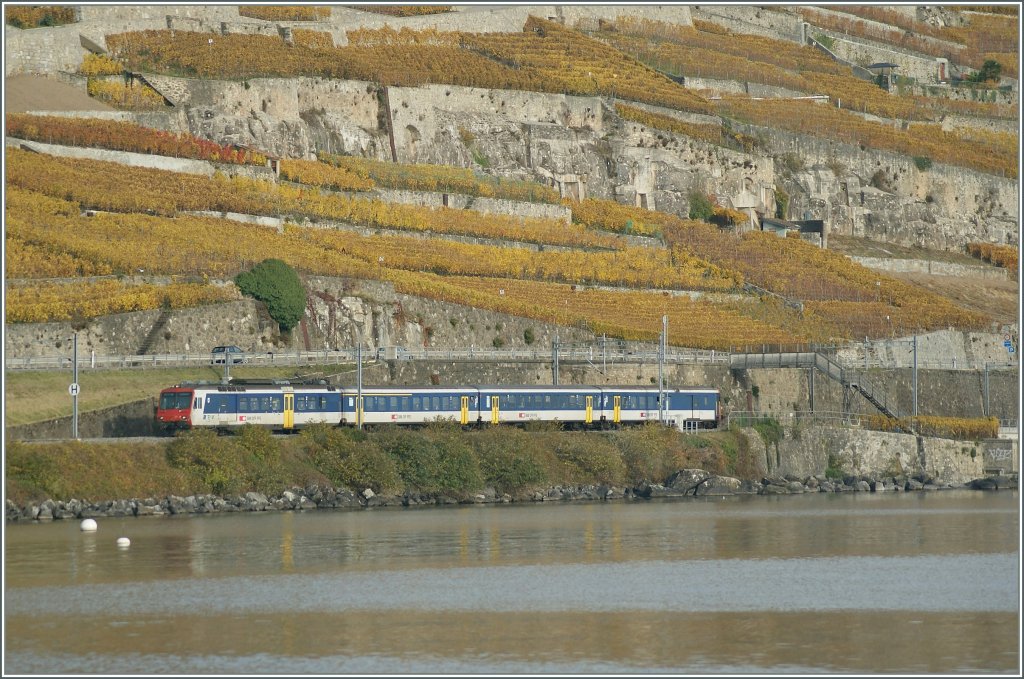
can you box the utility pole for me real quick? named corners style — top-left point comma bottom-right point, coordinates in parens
top-left (70, 332), bottom-right (79, 440)
top-left (552, 333), bottom-right (559, 385)
top-left (356, 342), bottom-right (363, 430)
top-left (912, 334), bottom-right (918, 418)
top-left (984, 362), bottom-right (990, 418)
top-left (659, 315), bottom-right (666, 424)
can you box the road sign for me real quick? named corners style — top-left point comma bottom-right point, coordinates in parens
top-left (1009, 346), bottom-right (1015, 354)
top-left (68, 382), bottom-right (80, 396)
top-left (1004, 340), bottom-right (1013, 348)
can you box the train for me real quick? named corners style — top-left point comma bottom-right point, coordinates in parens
top-left (156, 380), bottom-right (721, 434)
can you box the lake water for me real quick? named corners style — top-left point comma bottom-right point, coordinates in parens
top-left (4, 491), bottom-right (1020, 674)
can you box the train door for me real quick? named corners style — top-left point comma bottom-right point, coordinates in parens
top-left (491, 395), bottom-right (500, 424)
top-left (613, 395), bottom-right (621, 424)
top-left (585, 396), bottom-right (593, 424)
top-left (357, 396), bottom-right (364, 428)
top-left (283, 393), bottom-right (294, 429)
top-left (460, 396), bottom-right (469, 425)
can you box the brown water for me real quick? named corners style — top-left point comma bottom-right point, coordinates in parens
top-left (4, 491), bottom-right (1020, 673)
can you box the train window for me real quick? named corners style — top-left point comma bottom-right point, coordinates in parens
top-left (401, 397), bottom-right (409, 411)
top-left (413, 397), bottom-right (421, 411)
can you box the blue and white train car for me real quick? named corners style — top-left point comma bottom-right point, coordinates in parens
top-left (474, 385), bottom-right (603, 427)
top-left (342, 387), bottom-right (479, 426)
top-left (594, 387), bottom-right (719, 431)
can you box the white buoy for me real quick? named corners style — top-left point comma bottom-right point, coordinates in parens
top-left (80, 518), bottom-right (98, 532)
top-left (116, 537), bottom-right (131, 548)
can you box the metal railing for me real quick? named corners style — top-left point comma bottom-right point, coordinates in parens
top-left (4, 346), bottom-right (732, 372)
top-left (725, 410), bottom-right (869, 428)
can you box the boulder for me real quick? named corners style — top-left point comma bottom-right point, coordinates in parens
top-left (854, 480), bottom-right (871, 492)
top-left (696, 475), bottom-right (742, 496)
top-left (666, 469), bottom-right (710, 493)
top-left (761, 484), bottom-right (789, 495)
top-left (785, 481), bottom-right (806, 493)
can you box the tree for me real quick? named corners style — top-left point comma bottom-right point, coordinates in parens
top-left (688, 191), bottom-right (714, 222)
top-left (969, 60), bottom-right (1002, 84)
top-left (234, 259), bottom-right (306, 332)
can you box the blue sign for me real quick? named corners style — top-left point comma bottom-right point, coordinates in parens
top-left (1004, 340), bottom-right (1013, 348)
top-left (1009, 346), bottom-right (1015, 354)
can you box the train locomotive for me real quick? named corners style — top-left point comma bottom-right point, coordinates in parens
top-left (156, 381), bottom-right (720, 434)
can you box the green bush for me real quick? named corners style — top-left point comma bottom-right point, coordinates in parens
top-left (912, 156), bottom-right (933, 171)
top-left (688, 191), bottom-right (714, 222)
top-left (471, 427), bottom-right (549, 494)
top-left (523, 327), bottom-right (536, 345)
top-left (751, 417), bottom-right (783, 447)
top-left (554, 433), bottom-right (626, 485)
top-left (300, 424), bottom-right (401, 494)
top-left (234, 258), bottom-right (307, 332)
top-left (236, 425), bottom-right (287, 494)
top-left (165, 429), bottom-right (250, 495)
top-left (612, 423), bottom-right (679, 485)
top-left (376, 428), bottom-right (483, 495)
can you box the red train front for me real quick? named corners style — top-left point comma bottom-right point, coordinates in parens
top-left (156, 387), bottom-right (195, 432)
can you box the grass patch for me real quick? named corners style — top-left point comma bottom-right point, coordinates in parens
top-left (3, 364), bottom-right (357, 427)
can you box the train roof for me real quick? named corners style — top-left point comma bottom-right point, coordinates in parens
top-left (164, 383), bottom-right (718, 393)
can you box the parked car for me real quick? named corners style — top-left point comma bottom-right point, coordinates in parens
top-left (211, 345), bottom-right (246, 364)
top-left (375, 346), bottom-right (410, 361)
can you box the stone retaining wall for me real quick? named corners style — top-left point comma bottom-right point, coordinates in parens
top-left (849, 256), bottom-right (1008, 279)
top-left (767, 424), bottom-right (1018, 484)
top-left (6, 397), bottom-right (158, 441)
top-left (6, 138), bottom-right (277, 181)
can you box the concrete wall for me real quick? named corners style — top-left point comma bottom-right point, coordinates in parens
top-left (5, 138), bottom-right (276, 181)
top-left (4, 23), bottom-right (90, 76)
top-left (766, 424), bottom-right (1006, 485)
top-left (3, 299), bottom-right (279, 358)
top-left (375, 189), bottom-right (571, 224)
top-left (6, 398), bottom-right (159, 441)
top-left (691, 6), bottom-right (803, 43)
top-left (849, 256), bottom-right (1008, 280)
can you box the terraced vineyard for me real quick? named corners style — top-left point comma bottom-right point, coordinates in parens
top-left (104, 18), bottom-right (713, 114)
top-left (3, 8), bottom-right (1008, 354)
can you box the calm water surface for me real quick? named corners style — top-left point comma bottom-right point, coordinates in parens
top-left (4, 491), bottom-right (1020, 674)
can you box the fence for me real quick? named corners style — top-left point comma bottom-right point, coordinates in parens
top-left (3, 346), bottom-right (732, 372)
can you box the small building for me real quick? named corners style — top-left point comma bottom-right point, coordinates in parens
top-left (759, 215), bottom-right (827, 248)
top-left (867, 62), bottom-right (899, 91)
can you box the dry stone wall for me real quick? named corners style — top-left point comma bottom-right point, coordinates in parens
top-left (767, 424), bottom-right (1000, 485)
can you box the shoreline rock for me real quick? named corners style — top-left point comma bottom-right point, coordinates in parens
top-left (5, 472), bottom-right (1017, 523)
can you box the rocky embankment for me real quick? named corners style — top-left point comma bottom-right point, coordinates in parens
top-left (6, 469), bottom-right (1017, 522)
